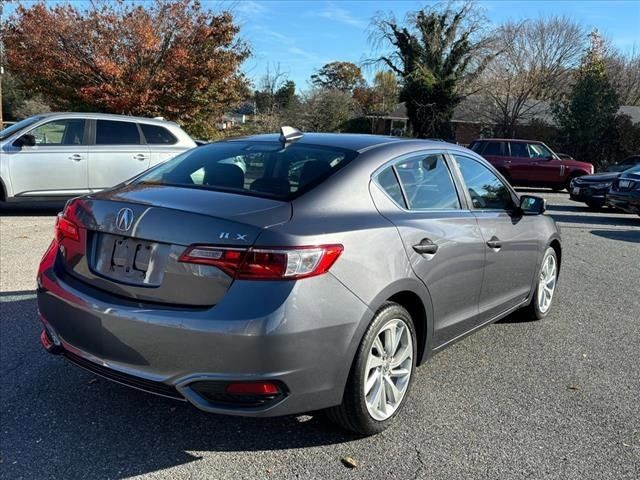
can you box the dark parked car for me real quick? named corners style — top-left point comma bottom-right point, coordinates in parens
top-left (469, 139), bottom-right (593, 190)
top-left (569, 170), bottom-right (627, 210)
top-left (605, 155), bottom-right (640, 173)
top-left (606, 164), bottom-right (640, 215)
top-left (37, 129), bottom-right (561, 435)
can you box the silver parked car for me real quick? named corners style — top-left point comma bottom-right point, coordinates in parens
top-left (37, 128), bottom-right (561, 435)
top-left (0, 112), bottom-right (196, 204)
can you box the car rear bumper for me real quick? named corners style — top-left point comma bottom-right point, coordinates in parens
top-left (606, 191), bottom-right (640, 213)
top-left (37, 245), bottom-right (371, 417)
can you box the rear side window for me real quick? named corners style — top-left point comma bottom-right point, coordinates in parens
top-left (375, 168), bottom-right (406, 207)
top-left (394, 154), bottom-right (460, 210)
top-left (469, 141), bottom-right (484, 153)
top-left (136, 141), bottom-right (356, 200)
top-left (96, 120), bottom-right (141, 145)
top-left (483, 141), bottom-right (503, 156)
top-left (140, 124), bottom-right (177, 145)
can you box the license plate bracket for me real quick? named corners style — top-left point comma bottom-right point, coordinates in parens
top-left (91, 233), bottom-right (168, 287)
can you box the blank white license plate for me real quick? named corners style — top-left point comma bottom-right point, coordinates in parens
top-left (572, 187), bottom-right (580, 195)
top-left (619, 180), bottom-right (632, 188)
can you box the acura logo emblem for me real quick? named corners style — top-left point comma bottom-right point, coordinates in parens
top-left (116, 208), bottom-right (134, 231)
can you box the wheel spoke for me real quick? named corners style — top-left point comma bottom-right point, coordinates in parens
top-left (372, 336), bottom-right (384, 357)
top-left (367, 354), bottom-right (384, 370)
top-left (384, 327), bottom-right (395, 356)
top-left (392, 324), bottom-right (404, 355)
top-left (368, 374), bottom-right (383, 406)
top-left (391, 343), bottom-right (411, 367)
top-left (384, 375), bottom-right (401, 403)
top-left (365, 369), bottom-right (380, 395)
top-left (390, 366), bottom-right (410, 377)
top-left (378, 376), bottom-right (388, 413)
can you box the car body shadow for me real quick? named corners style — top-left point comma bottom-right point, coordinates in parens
top-left (0, 292), bottom-right (357, 480)
top-left (0, 202), bottom-right (63, 216)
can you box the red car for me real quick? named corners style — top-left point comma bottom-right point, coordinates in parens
top-left (469, 139), bottom-right (593, 190)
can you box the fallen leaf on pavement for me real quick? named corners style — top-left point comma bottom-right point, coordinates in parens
top-left (567, 384), bottom-right (581, 391)
top-left (341, 456), bottom-right (358, 468)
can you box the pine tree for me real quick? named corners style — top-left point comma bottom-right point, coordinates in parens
top-left (553, 30), bottom-right (620, 169)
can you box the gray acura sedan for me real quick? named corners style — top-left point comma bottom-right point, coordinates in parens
top-left (37, 128), bottom-right (561, 435)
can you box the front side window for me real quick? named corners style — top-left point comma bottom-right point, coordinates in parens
top-left (96, 120), bottom-right (141, 145)
top-left (454, 155), bottom-right (514, 210)
top-left (509, 142), bottom-right (529, 158)
top-left (28, 119), bottom-right (85, 146)
top-left (394, 154), bottom-right (460, 210)
top-left (527, 143), bottom-right (553, 159)
top-left (136, 141), bottom-right (356, 200)
top-left (140, 124), bottom-right (177, 145)
top-left (1, 116), bottom-right (44, 140)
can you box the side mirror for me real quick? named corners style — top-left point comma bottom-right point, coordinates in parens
top-left (14, 134), bottom-right (36, 148)
top-left (519, 195), bottom-right (546, 215)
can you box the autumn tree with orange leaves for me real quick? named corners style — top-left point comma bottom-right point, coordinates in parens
top-left (2, 0), bottom-right (250, 134)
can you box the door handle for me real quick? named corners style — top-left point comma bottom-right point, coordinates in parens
top-left (486, 237), bottom-right (502, 250)
top-left (68, 154), bottom-right (83, 162)
top-left (133, 153), bottom-right (148, 161)
top-left (413, 238), bottom-right (438, 255)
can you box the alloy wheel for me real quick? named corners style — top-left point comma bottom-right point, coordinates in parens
top-left (537, 253), bottom-right (557, 313)
top-left (364, 318), bottom-right (413, 421)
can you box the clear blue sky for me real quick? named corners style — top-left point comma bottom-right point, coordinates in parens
top-left (232, 0), bottom-right (640, 89)
top-left (4, 0), bottom-right (640, 89)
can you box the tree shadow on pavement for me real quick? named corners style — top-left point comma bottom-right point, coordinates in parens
top-left (590, 229), bottom-right (640, 243)
top-left (0, 292), bottom-right (356, 480)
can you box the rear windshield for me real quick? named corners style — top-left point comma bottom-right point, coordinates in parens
top-left (135, 141), bottom-right (357, 200)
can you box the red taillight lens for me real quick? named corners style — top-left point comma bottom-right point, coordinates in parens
top-left (178, 244), bottom-right (343, 280)
top-left (225, 381), bottom-right (281, 396)
top-left (55, 215), bottom-right (79, 242)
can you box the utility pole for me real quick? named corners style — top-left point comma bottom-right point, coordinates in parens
top-left (0, 1), bottom-right (4, 128)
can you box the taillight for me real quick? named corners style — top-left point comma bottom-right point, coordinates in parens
top-left (178, 244), bottom-right (343, 280)
top-left (55, 215), bottom-right (79, 242)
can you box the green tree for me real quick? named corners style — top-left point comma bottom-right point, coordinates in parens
top-left (372, 70), bottom-right (399, 115)
top-left (311, 62), bottom-right (364, 92)
top-left (553, 31), bottom-right (620, 168)
top-left (371, 2), bottom-right (494, 139)
top-left (298, 88), bottom-right (358, 132)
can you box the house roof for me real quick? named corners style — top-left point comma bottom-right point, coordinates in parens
top-left (382, 100), bottom-right (640, 126)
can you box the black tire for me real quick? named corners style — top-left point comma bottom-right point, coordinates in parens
top-left (521, 246), bottom-right (558, 320)
top-left (326, 302), bottom-right (417, 435)
top-left (585, 200), bottom-right (604, 211)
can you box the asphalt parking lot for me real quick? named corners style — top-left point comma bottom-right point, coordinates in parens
top-left (1, 191), bottom-right (639, 480)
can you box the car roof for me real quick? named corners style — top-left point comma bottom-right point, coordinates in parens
top-left (227, 132), bottom-right (450, 153)
top-left (473, 138), bottom-right (543, 143)
top-left (34, 112), bottom-right (180, 127)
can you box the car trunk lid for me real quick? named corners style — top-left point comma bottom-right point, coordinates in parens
top-left (59, 184), bottom-right (291, 306)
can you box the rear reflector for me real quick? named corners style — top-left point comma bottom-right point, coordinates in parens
top-left (179, 244), bottom-right (343, 280)
top-left (225, 381), bottom-right (281, 396)
top-left (55, 215), bottom-right (79, 242)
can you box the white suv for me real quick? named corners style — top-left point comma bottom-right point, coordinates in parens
top-left (0, 112), bottom-right (196, 204)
